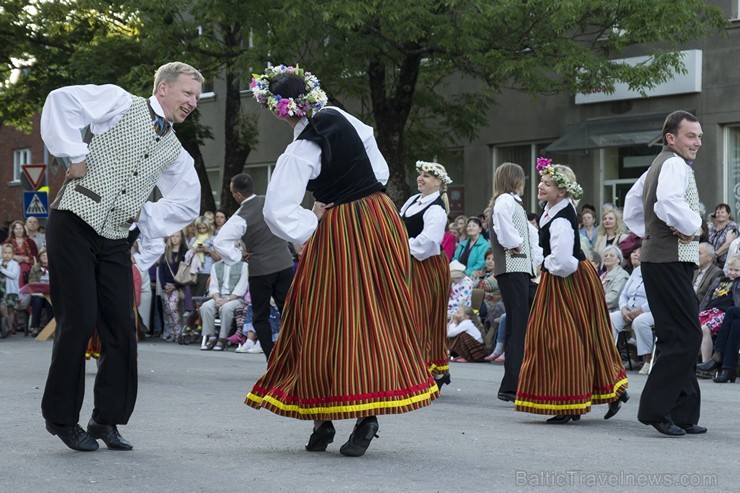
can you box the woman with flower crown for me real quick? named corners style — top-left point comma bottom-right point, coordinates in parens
top-left (244, 65), bottom-right (437, 457)
top-left (515, 158), bottom-right (628, 424)
top-left (399, 161), bottom-right (453, 391)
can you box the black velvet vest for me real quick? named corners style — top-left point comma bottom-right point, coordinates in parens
top-left (539, 202), bottom-right (586, 271)
top-left (297, 109), bottom-right (385, 205)
top-left (401, 193), bottom-right (446, 239)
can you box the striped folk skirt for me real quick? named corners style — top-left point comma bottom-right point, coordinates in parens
top-left (410, 254), bottom-right (451, 375)
top-left (245, 192), bottom-right (438, 420)
top-left (515, 260), bottom-right (628, 416)
top-left (448, 332), bottom-right (487, 362)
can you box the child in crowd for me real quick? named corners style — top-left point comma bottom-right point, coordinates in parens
top-left (448, 260), bottom-right (474, 317)
top-left (447, 305), bottom-right (487, 362)
top-left (0, 244), bottom-right (21, 336)
top-left (159, 231), bottom-right (188, 342)
top-left (696, 254), bottom-right (740, 364)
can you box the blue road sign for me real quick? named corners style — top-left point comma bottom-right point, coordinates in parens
top-left (23, 191), bottom-right (49, 218)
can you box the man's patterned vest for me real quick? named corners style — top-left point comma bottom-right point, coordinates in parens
top-left (213, 261), bottom-right (245, 295)
top-left (641, 147), bottom-right (701, 265)
top-left (490, 195), bottom-right (535, 277)
top-left (51, 96), bottom-right (182, 240)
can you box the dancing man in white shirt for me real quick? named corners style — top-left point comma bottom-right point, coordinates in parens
top-left (623, 110), bottom-right (706, 437)
top-left (40, 62), bottom-right (203, 451)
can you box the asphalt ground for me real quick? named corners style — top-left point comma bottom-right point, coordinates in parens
top-left (0, 335), bottom-right (738, 492)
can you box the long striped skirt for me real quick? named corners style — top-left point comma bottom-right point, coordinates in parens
top-left (410, 254), bottom-right (450, 375)
top-left (448, 332), bottom-right (487, 362)
top-left (515, 260), bottom-right (628, 416)
top-left (245, 192), bottom-right (438, 420)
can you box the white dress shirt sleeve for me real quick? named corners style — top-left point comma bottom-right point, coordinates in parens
top-left (529, 223), bottom-right (544, 268)
top-left (492, 194), bottom-right (524, 250)
top-left (40, 84), bottom-right (132, 163)
top-left (623, 172), bottom-right (647, 238)
top-left (208, 264), bottom-right (220, 297)
top-left (212, 214), bottom-right (248, 266)
top-left (231, 263), bottom-right (250, 298)
top-left (654, 158), bottom-right (702, 236)
top-left (544, 217), bottom-right (579, 277)
top-left (133, 236), bottom-right (165, 271)
top-left (408, 206), bottom-right (447, 261)
top-left (137, 149), bottom-right (200, 242)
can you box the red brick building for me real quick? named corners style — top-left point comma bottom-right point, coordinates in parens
top-left (0, 114), bottom-right (64, 235)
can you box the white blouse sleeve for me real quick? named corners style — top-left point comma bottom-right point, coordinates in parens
top-left (263, 140), bottom-right (322, 245)
top-left (492, 194), bottom-right (523, 250)
top-left (529, 223), bottom-right (544, 268)
top-left (655, 158), bottom-right (702, 237)
top-left (409, 206), bottom-right (447, 261)
top-left (544, 217), bottom-right (579, 277)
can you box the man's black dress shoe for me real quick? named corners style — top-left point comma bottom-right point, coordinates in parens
top-left (339, 416), bottom-right (379, 457)
top-left (604, 391), bottom-right (630, 420)
top-left (497, 391), bottom-right (516, 403)
top-left (648, 419), bottom-right (686, 437)
top-left (305, 421), bottom-right (335, 451)
top-left (677, 424), bottom-right (708, 434)
top-left (546, 415), bottom-right (580, 424)
top-left (87, 419), bottom-right (133, 450)
top-left (46, 421), bottom-right (99, 451)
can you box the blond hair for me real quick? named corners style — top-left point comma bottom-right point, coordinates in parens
top-left (152, 62), bottom-right (205, 95)
top-left (460, 305), bottom-right (484, 332)
top-left (597, 209), bottom-right (628, 237)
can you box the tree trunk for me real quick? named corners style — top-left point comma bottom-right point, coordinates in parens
top-left (220, 67), bottom-right (252, 216)
top-left (367, 54), bottom-right (422, 207)
top-left (179, 134), bottom-right (216, 214)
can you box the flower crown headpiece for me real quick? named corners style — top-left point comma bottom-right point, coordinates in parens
top-left (536, 157), bottom-right (584, 200)
top-left (416, 160), bottom-right (453, 186)
top-left (250, 65), bottom-right (328, 119)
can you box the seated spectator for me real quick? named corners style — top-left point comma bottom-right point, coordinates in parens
top-left (26, 248), bottom-right (52, 337)
top-left (25, 217), bottom-right (45, 251)
top-left (3, 220), bottom-right (37, 286)
top-left (470, 249), bottom-right (505, 348)
top-left (695, 242), bottom-right (723, 301)
top-left (448, 260), bottom-right (474, 317)
top-left (697, 304), bottom-right (740, 383)
top-left (483, 312), bottom-right (506, 364)
top-left (200, 244), bottom-right (249, 352)
top-left (697, 254), bottom-right (740, 364)
top-left (452, 217), bottom-right (489, 276)
top-left (0, 244), bottom-right (21, 336)
top-left (593, 209), bottom-right (629, 260)
top-left (600, 245), bottom-right (629, 312)
top-left (579, 209), bottom-right (597, 251)
top-left (447, 305), bottom-right (487, 362)
top-left (708, 203), bottom-right (738, 268)
top-left (610, 247), bottom-right (654, 375)
top-left (441, 224), bottom-right (459, 260)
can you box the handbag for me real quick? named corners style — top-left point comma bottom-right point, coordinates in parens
top-left (173, 259), bottom-right (197, 285)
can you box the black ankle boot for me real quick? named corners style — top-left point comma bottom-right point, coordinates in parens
top-left (713, 368), bottom-right (737, 383)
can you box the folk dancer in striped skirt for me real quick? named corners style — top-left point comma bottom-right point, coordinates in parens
top-left (399, 161), bottom-right (453, 391)
top-left (244, 65), bottom-right (437, 456)
top-left (488, 162), bottom-right (542, 403)
top-left (515, 159), bottom-right (629, 424)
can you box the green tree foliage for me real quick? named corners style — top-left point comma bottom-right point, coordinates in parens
top-left (262, 0), bottom-right (727, 203)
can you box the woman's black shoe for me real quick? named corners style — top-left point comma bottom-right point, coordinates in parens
top-left (434, 374), bottom-right (451, 392)
top-left (696, 359), bottom-right (721, 372)
top-left (305, 421), bottom-right (335, 451)
top-left (339, 416), bottom-right (379, 457)
top-left (546, 415), bottom-right (581, 424)
top-left (604, 391), bottom-right (630, 420)
top-left (713, 368), bottom-right (737, 383)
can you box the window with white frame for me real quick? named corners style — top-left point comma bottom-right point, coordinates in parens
top-left (13, 148), bottom-right (31, 182)
top-left (724, 125), bottom-right (740, 214)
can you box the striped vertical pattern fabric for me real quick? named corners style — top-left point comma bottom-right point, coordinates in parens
top-left (448, 332), bottom-right (487, 361)
top-left (410, 254), bottom-right (451, 375)
top-left (245, 192), bottom-right (438, 420)
top-left (515, 260), bottom-right (628, 415)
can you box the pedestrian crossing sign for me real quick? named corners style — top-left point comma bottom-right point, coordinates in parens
top-left (23, 191), bottom-right (49, 218)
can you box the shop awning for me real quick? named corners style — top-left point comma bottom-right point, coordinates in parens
top-left (543, 112), bottom-right (668, 152)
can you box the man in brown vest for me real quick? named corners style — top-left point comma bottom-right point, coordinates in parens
top-left (624, 110), bottom-right (706, 437)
